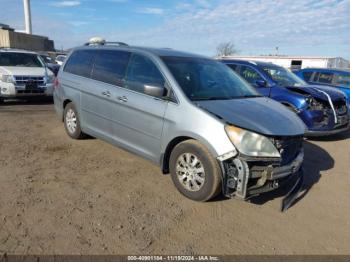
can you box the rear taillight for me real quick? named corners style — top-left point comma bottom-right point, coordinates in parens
top-left (54, 77), bottom-right (59, 89)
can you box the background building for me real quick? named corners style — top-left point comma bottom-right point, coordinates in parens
top-left (220, 55), bottom-right (350, 70)
top-left (0, 23), bottom-right (54, 52)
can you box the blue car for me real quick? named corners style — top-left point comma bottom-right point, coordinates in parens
top-left (220, 59), bottom-right (350, 136)
top-left (295, 68), bottom-right (350, 103)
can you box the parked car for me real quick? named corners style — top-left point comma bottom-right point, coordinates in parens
top-left (295, 68), bottom-right (350, 103)
top-left (220, 60), bottom-right (350, 136)
top-left (55, 55), bottom-right (66, 66)
top-left (39, 53), bottom-right (60, 76)
top-left (0, 48), bottom-right (55, 103)
top-left (54, 40), bottom-right (306, 211)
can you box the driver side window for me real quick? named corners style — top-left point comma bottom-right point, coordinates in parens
top-left (240, 65), bottom-right (264, 86)
top-left (125, 54), bottom-right (165, 95)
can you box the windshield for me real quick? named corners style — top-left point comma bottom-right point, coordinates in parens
top-left (262, 65), bottom-right (306, 87)
top-left (162, 56), bottom-right (261, 101)
top-left (0, 52), bottom-right (44, 67)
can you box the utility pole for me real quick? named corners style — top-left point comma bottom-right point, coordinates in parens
top-left (23, 0), bottom-right (32, 34)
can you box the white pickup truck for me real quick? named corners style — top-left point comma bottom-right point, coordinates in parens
top-left (0, 48), bottom-right (54, 103)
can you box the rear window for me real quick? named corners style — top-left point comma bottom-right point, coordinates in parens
top-left (0, 52), bottom-right (43, 67)
top-left (91, 50), bottom-right (130, 86)
top-left (64, 50), bottom-right (95, 78)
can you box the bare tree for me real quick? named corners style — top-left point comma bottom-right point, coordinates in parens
top-left (216, 42), bottom-right (238, 57)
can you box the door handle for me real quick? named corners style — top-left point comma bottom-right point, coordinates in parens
top-left (102, 90), bottom-right (111, 97)
top-left (117, 96), bottom-right (128, 102)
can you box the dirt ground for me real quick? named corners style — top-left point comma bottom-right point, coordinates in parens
top-left (0, 100), bottom-right (350, 255)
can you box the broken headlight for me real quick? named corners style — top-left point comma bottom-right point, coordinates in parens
top-left (225, 126), bottom-right (281, 158)
top-left (306, 96), bottom-right (324, 110)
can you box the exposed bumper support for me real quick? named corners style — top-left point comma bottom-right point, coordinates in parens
top-left (219, 150), bottom-right (304, 212)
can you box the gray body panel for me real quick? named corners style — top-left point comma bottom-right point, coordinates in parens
top-left (196, 97), bottom-right (306, 136)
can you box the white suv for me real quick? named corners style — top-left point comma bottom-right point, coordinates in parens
top-left (0, 48), bottom-right (54, 103)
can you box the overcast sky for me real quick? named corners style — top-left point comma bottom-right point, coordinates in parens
top-left (1, 0), bottom-right (349, 58)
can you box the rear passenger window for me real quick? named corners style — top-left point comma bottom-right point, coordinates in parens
top-left (302, 71), bottom-right (313, 81)
top-left (316, 72), bottom-right (334, 84)
top-left (64, 50), bottom-right (94, 78)
top-left (91, 50), bottom-right (130, 86)
top-left (124, 54), bottom-right (165, 95)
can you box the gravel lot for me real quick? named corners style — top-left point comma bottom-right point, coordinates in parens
top-left (0, 100), bottom-right (350, 255)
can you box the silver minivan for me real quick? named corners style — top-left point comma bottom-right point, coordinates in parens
top-left (54, 41), bottom-right (306, 210)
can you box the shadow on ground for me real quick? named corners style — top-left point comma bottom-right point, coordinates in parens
top-left (307, 128), bottom-right (350, 141)
top-left (248, 140), bottom-right (334, 210)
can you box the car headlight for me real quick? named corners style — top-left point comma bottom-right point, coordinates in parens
top-left (225, 126), bottom-right (281, 158)
top-left (45, 74), bottom-right (55, 84)
top-left (0, 74), bottom-right (15, 83)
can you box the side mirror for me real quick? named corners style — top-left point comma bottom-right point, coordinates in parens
top-left (255, 80), bottom-right (267, 88)
top-left (144, 83), bottom-right (166, 98)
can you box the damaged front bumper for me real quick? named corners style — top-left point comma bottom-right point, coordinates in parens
top-left (218, 150), bottom-right (304, 211)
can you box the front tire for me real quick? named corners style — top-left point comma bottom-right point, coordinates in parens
top-left (64, 102), bottom-right (85, 139)
top-left (169, 140), bottom-right (222, 201)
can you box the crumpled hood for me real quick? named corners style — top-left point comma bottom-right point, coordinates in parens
top-left (0, 66), bottom-right (48, 76)
top-left (196, 97), bottom-right (306, 137)
top-left (286, 84), bottom-right (346, 101)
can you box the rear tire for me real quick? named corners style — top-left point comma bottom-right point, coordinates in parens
top-left (64, 102), bottom-right (85, 139)
top-left (169, 139), bottom-right (222, 201)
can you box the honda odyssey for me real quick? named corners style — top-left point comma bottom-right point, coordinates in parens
top-left (54, 39), bottom-right (306, 211)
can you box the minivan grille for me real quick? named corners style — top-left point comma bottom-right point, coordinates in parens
top-left (272, 136), bottom-right (303, 166)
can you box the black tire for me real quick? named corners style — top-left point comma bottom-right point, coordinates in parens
top-left (169, 139), bottom-right (222, 201)
top-left (63, 102), bottom-right (85, 139)
top-left (0, 98), bottom-right (3, 104)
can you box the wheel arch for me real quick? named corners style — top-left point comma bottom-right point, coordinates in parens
top-left (62, 99), bottom-right (72, 121)
top-left (161, 136), bottom-right (193, 174)
top-left (161, 135), bottom-right (220, 174)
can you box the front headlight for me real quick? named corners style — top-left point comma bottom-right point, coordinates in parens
top-left (225, 126), bottom-right (280, 158)
top-left (0, 74), bottom-right (15, 83)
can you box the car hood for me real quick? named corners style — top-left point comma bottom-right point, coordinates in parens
top-left (286, 84), bottom-right (346, 101)
top-left (196, 97), bottom-right (306, 137)
top-left (0, 66), bottom-right (48, 76)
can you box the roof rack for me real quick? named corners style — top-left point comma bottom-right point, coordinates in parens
top-left (84, 41), bottom-right (129, 47)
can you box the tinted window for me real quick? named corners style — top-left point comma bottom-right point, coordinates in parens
top-left (91, 50), bottom-right (130, 86)
top-left (162, 56), bottom-right (260, 101)
top-left (64, 50), bottom-right (94, 78)
top-left (125, 54), bottom-right (165, 94)
top-left (0, 52), bottom-right (43, 67)
top-left (240, 65), bottom-right (264, 85)
top-left (302, 71), bottom-right (313, 81)
top-left (227, 64), bottom-right (238, 72)
top-left (316, 72), bottom-right (333, 84)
